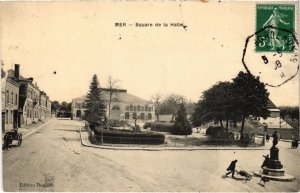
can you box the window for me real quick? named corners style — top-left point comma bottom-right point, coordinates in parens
top-left (126, 106), bottom-right (129, 111)
top-left (137, 105), bottom-right (141, 111)
top-left (141, 106), bottom-right (144, 111)
top-left (125, 112), bottom-right (130, 119)
top-left (112, 105), bottom-right (120, 110)
top-left (6, 91), bottom-right (9, 103)
top-left (76, 102), bottom-right (82, 108)
top-left (133, 112), bottom-right (137, 119)
top-left (145, 105), bottom-right (149, 111)
top-left (140, 113), bottom-right (145, 120)
top-left (130, 105), bottom-right (133, 111)
top-left (11, 92), bottom-right (13, 104)
top-left (27, 104), bottom-right (30, 115)
top-left (133, 106), bottom-right (137, 111)
top-left (15, 94), bottom-right (18, 105)
top-left (5, 110), bottom-right (8, 124)
top-left (148, 113), bottom-right (152, 120)
top-left (11, 110), bottom-right (13, 123)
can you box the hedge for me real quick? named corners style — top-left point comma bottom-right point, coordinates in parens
top-left (143, 122), bottom-right (174, 132)
top-left (107, 119), bottom-right (128, 127)
top-left (205, 126), bottom-right (256, 145)
top-left (94, 128), bottom-right (165, 145)
top-left (206, 126), bottom-right (224, 137)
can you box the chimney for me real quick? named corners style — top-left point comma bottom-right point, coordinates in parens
top-left (14, 64), bottom-right (20, 81)
top-left (27, 77), bottom-right (33, 82)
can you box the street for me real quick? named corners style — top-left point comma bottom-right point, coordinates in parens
top-left (3, 119), bottom-right (300, 192)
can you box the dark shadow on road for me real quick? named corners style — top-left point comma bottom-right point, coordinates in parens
top-left (257, 182), bottom-right (265, 187)
top-left (232, 176), bottom-right (246, 181)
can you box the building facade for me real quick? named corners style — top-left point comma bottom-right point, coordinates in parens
top-left (71, 88), bottom-right (155, 121)
top-left (38, 91), bottom-right (51, 121)
top-left (1, 73), bottom-right (19, 132)
top-left (259, 100), bottom-right (294, 139)
top-left (4, 64), bottom-right (52, 127)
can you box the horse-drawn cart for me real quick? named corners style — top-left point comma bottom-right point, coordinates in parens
top-left (3, 130), bottom-right (23, 150)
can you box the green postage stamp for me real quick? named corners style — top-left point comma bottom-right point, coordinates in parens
top-left (256, 4), bottom-right (295, 52)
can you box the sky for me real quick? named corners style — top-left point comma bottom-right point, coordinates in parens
top-left (0, 1), bottom-right (299, 106)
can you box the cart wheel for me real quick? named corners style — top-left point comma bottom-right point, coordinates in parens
top-left (246, 175), bottom-right (252, 180)
top-left (18, 134), bottom-right (22, 147)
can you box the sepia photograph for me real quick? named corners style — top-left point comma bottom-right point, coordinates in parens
top-left (0, 1), bottom-right (299, 192)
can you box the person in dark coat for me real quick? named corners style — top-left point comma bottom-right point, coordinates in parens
top-left (266, 134), bottom-right (270, 142)
top-left (226, 160), bottom-right (238, 177)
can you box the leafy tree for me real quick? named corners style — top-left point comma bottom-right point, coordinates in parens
top-left (232, 71), bottom-right (269, 138)
top-left (60, 101), bottom-right (71, 112)
top-left (279, 106), bottom-right (299, 121)
top-left (191, 81), bottom-right (239, 132)
top-left (84, 74), bottom-right (106, 127)
top-left (51, 101), bottom-right (60, 116)
top-left (172, 103), bottom-right (192, 135)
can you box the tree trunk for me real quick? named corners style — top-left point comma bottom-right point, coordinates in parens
top-left (240, 115), bottom-right (245, 141)
top-left (226, 118), bottom-right (229, 133)
top-left (220, 120), bottom-right (224, 128)
top-left (171, 113), bottom-right (175, 122)
top-left (108, 92), bottom-right (112, 119)
top-left (156, 103), bottom-right (160, 121)
top-left (134, 118), bottom-right (137, 132)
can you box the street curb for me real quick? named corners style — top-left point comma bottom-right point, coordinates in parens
top-left (79, 127), bottom-right (269, 151)
top-left (22, 119), bottom-right (52, 138)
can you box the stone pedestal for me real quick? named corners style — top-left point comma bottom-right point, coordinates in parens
top-left (254, 146), bottom-right (295, 181)
top-left (263, 167), bottom-right (285, 176)
top-left (266, 147), bottom-right (283, 169)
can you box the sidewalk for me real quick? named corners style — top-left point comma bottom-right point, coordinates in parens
top-left (2, 119), bottom-right (52, 141)
top-left (79, 126), bottom-right (269, 151)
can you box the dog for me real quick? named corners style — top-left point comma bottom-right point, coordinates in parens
top-left (259, 175), bottom-right (269, 186)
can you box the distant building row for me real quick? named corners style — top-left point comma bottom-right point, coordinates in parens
top-left (71, 88), bottom-right (155, 121)
top-left (1, 64), bottom-right (52, 132)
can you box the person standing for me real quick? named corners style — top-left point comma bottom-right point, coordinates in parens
top-left (226, 160), bottom-right (238, 178)
top-left (266, 134), bottom-right (270, 142)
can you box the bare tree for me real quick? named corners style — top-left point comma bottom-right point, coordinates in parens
top-left (107, 75), bottom-right (120, 119)
top-left (1, 60), bottom-right (6, 79)
top-left (151, 93), bottom-right (162, 121)
top-left (165, 93), bottom-right (186, 122)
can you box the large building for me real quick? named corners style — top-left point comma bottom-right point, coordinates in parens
top-left (259, 100), bottom-right (294, 139)
top-left (71, 88), bottom-right (155, 121)
top-left (4, 64), bottom-right (52, 128)
top-left (1, 69), bottom-right (20, 132)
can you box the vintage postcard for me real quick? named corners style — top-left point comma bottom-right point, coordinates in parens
top-left (0, 1), bottom-right (299, 192)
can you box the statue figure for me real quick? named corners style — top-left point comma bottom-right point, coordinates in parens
top-left (272, 131), bottom-right (279, 148)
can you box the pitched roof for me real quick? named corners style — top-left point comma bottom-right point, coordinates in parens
top-left (267, 99), bottom-right (277, 109)
top-left (73, 90), bottom-right (151, 104)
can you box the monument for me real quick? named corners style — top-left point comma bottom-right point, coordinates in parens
top-left (254, 131), bottom-right (295, 181)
